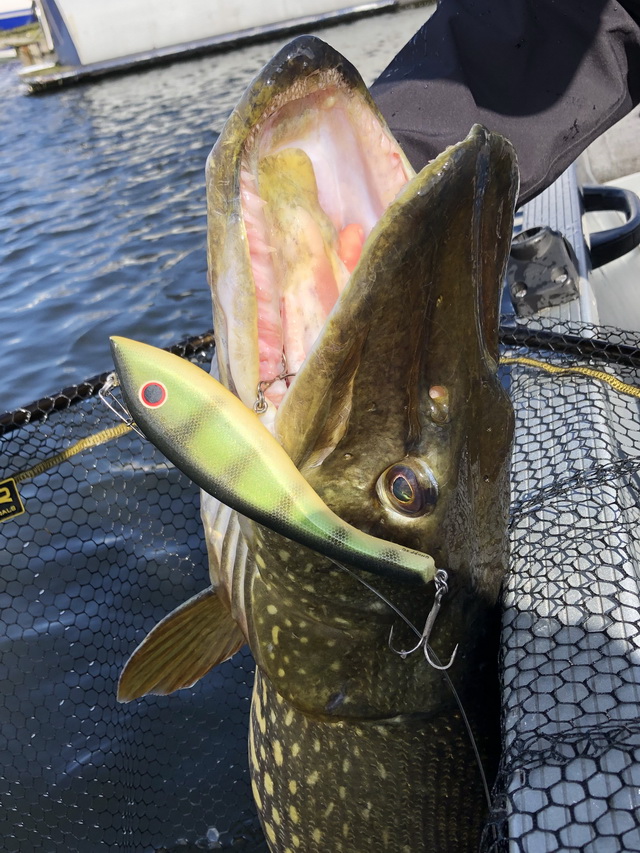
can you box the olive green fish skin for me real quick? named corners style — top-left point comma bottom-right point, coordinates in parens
top-left (250, 667), bottom-right (500, 852)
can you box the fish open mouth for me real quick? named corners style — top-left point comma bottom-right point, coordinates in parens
top-left (206, 37), bottom-right (415, 421)
top-left (240, 73), bottom-right (412, 408)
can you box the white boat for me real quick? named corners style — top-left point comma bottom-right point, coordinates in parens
top-left (18, 0), bottom-right (412, 90)
top-left (0, 0), bottom-right (35, 31)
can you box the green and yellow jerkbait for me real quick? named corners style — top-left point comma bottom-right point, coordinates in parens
top-left (113, 35), bottom-right (518, 853)
top-left (110, 336), bottom-right (435, 588)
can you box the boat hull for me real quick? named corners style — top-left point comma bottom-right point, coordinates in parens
top-left (0, 3), bottom-right (35, 30)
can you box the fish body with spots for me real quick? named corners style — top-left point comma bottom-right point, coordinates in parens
top-left (111, 36), bottom-right (518, 853)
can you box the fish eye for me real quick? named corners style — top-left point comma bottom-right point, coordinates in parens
top-left (376, 459), bottom-right (438, 517)
top-left (139, 381), bottom-right (168, 408)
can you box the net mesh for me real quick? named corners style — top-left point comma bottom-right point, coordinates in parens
top-left (488, 316), bottom-right (640, 852)
top-left (0, 335), bottom-right (265, 853)
top-left (2, 318), bottom-right (640, 851)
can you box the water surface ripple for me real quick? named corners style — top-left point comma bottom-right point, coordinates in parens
top-left (0, 5), bottom-right (432, 412)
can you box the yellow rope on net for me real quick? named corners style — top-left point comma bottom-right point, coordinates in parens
top-left (9, 354), bottom-right (640, 486)
top-left (14, 422), bottom-right (132, 484)
top-left (501, 355), bottom-right (640, 400)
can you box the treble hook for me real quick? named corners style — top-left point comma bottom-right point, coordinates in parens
top-left (253, 353), bottom-right (296, 414)
top-left (98, 373), bottom-right (145, 438)
top-left (388, 568), bottom-right (458, 671)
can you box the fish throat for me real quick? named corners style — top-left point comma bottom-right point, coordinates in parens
top-left (250, 669), bottom-right (498, 852)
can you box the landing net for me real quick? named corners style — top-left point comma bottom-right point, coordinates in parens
top-left (2, 318), bottom-right (640, 852)
top-left (489, 316), bottom-right (640, 852)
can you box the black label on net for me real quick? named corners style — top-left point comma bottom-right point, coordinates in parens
top-left (0, 478), bottom-right (25, 522)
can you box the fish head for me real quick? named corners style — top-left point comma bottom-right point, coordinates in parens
top-left (206, 36), bottom-right (518, 722)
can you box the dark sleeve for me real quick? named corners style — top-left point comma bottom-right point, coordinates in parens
top-left (370, 0), bottom-right (640, 204)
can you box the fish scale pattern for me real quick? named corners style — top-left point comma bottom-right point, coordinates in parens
top-left (2, 321), bottom-right (640, 852)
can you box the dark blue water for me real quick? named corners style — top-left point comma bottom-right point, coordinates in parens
top-left (0, 6), bottom-right (431, 414)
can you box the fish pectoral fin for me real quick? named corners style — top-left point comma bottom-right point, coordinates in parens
top-left (117, 586), bottom-right (245, 702)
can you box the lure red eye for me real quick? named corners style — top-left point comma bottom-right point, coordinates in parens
top-left (139, 381), bottom-right (167, 408)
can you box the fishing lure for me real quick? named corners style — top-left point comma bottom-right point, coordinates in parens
top-left (110, 336), bottom-right (436, 586)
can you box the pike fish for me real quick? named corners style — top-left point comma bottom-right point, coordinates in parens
top-left (111, 36), bottom-right (518, 853)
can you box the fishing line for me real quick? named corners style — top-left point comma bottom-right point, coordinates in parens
top-left (331, 559), bottom-right (494, 814)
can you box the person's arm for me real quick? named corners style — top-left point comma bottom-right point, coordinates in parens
top-left (370, 0), bottom-right (640, 204)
